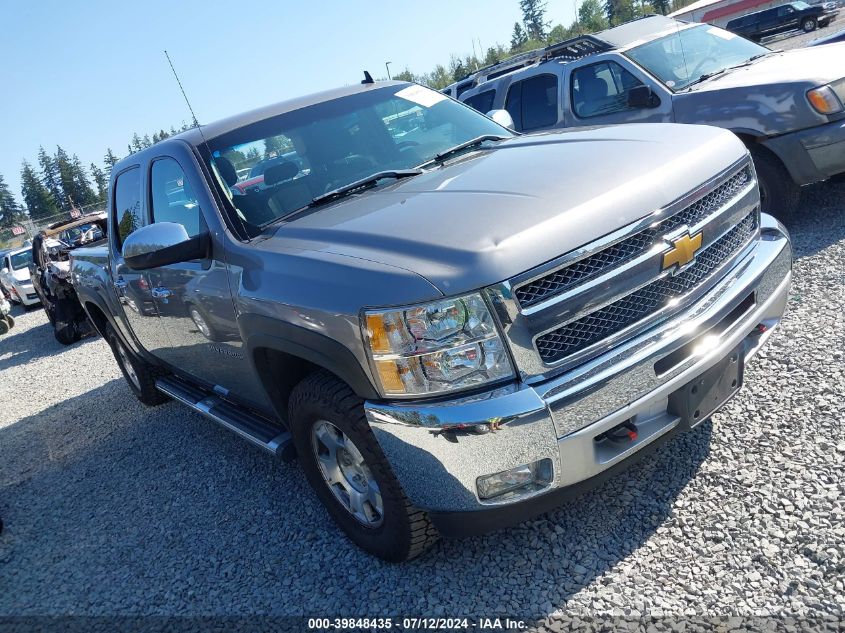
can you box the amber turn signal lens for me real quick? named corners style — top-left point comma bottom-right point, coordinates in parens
top-left (807, 86), bottom-right (843, 115)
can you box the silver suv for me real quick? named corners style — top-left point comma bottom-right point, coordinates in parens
top-left (453, 15), bottom-right (845, 217)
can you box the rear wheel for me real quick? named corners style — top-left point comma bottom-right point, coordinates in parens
top-left (288, 370), bottom-right (438, 562)
top-left (749, 146), bottom-right (801, 218)
top-left (54, 320), bottom-right (81, 345)
top-left (106, 325), bottom-right (169, 406)
top-left (802, 16), bottom-right (817, 31)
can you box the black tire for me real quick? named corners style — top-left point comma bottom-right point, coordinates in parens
top-left (106, 325), bottom-right (169, 406)
top-left (802, 17), bottom-right (817, 31)
top-left (749, 146), bottom-right (801, 218)
top-left (5, 315), bottom-right (14, 330)
top-left (288, 370), bottom-right (438, 562)
top-left (54, 320), bottom-right (81, 345)
top-left (0, 320), bottom-right (8, 335)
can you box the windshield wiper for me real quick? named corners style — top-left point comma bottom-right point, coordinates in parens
top-left (310, 169), bottom-right (422, 206)
top-left (684, 68), bottom-right (728, 89)
top-left (428, 134), bottom-right (508, 165)
top-left (729, 53), bottom-right (768, 69)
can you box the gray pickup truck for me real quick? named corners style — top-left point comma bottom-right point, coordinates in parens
top-left (452, 15), bottom-right (845, 217)
top-left (71, 81), bottom-right (792, 561)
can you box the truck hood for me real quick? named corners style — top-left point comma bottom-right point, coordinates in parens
top-left (269, 124), bottom-right (747, 297)
top-left (677, 47), bottom-right (845, 135)
top-left (686, 47), bottom-right (844, 92)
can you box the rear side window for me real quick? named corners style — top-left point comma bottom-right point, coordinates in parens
top-left (113, 167), bottom-right (143, 250)
top-left (150, 158), bottom-right (206, 238)
top-left (464, 90), bottom-right (496, 114)
top-left (505, 74), bottom-right (558, 132)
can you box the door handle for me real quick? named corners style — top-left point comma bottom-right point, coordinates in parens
top-left (151, 287), bottom-right (172, 299)
top-left (113, 277), bottom-right (128, 290)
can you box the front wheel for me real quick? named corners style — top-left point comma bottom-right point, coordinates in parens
top-left (749, 146), bottom-right (801, 218)
top-left (802, 17), bottom-right (817, 31)
top-left (106, 325), bottom-right (169, 406)
top-left (288, 371), bottom-right (438, 562)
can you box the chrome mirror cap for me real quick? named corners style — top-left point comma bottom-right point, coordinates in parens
top-left (487, 109), bottom-right (515, 130)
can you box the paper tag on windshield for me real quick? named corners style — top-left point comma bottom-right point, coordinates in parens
top-left (395, 85), bottom-right (447, 108)
top-left (707, 27), bottom-right (736, 39)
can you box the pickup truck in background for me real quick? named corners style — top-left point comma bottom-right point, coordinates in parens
top-left (71, 80), bottom-right (792, 561)
top-left (451, 15), bottom-right (845, 218)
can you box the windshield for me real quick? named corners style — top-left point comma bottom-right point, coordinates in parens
top-left (206, 84), bottom-right (512, 229)
top-left (10, 250), bottom-right (32, 271)
top-left (626, 24), bottom-right (768, 91)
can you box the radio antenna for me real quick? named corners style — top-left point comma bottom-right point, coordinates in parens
top-left (164, 50), bottom-right (208, 146)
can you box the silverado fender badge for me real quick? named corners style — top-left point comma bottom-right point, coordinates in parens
top-left (662, 230), bottom-right (703, 273)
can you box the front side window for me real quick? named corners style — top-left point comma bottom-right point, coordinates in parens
top-left (626, 24), bottom-right (768, 91)
top-left (464, 89), bottom-right (496, 114)
top-left (571, 62), bottom-right (644, 118)
top-left (206, 85), bottom-right (512, 229)
top-left (505, 74), bottom-right (558, 131)
top-left (150, 158), bottom-right (205, 238)
top-left (113, 167), bottom-right (143, 250)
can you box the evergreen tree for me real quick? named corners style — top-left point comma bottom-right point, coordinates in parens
top-left (510, 22), bottom-right (528, 50)
top-left (38, 145), bottom-right (65, 211)
top-left (520, 0), bottom-right (549, 41)
top-left (21, 160), bottom-right (58, 222)
top-left (652, 0), bottom-right (670, 14)
top-left (90, 163), bottom-right (108, 202)
top-left (0, 174), bottom-right (25, 229)
top-left (71, 155), bottom-right (97, 206)
top-left (54, 146), bottom-right (76, 209)
top-left (579, 0), bottom-right (610, 31)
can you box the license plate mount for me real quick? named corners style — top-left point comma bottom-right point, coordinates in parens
top-left (668, 343), bottom-right (745, 428)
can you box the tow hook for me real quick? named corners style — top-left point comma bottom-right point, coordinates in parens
top-left (596, 420), bottom-right (638, 444)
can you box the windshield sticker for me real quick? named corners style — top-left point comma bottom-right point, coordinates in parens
top-left (395, 85), bottom-right (447, 108)
top-left (707, 27), bottom-right (736, 40)
top-left (666, 80), bottom-right (676, 87)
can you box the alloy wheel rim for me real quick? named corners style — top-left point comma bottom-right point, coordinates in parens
top-left (311, 420), bottom-right (384, 527)
top-left (116, 341), bottom-right (141, 390)
top-left (191, 308), bottom-right (211, 338)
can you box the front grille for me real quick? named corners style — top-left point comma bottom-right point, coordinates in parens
top-left (514, 166), bottom-right (752, 308)
top-left (535, 212), bottom-right (758, 365)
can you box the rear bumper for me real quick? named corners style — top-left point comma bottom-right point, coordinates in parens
top-left (365, 214), bottom-right (792, 534)
top-left (764, 118), bottom-right (845, 185)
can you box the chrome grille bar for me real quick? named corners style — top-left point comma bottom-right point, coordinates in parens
top-left (535, 212), bottom-right (758, 365)
top-left (514, 165), bottom-right (752, 309)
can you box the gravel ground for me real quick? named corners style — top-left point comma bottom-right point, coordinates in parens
top-left (0, 181), bottom-right (843, 629)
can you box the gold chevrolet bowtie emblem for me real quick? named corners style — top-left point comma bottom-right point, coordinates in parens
top-left (662, 231), bottom-right (703, 271)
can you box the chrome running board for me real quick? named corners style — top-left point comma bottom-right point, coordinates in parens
top-left (156, 376), bottom-right (294, 461)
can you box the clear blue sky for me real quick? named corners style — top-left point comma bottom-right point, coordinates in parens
top-left (0, 0), bottom-right (580, 204)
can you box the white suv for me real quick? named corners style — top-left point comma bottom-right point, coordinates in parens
top-left (1, 247), bottom-right (40, 307)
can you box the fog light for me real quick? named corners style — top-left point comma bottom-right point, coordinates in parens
top-left (476, 459), bottom-right (553, 500)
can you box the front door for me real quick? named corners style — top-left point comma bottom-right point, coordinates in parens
top-left (142, 155), bottom-right (271, 410)
top-left (565, 59), bottom-right (673, 128)
top-left (109, 166), bottom-right (171, 356)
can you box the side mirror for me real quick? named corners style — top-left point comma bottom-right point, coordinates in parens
top-left (122, 222), bottom-right (209, 271)
top-left (486, 109), bottom-right (516, 130)
top-left (627, 85), bottom-right (661, 109)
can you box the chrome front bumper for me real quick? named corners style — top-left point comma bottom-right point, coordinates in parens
top-left (364, 215), bottom-right (792, 519)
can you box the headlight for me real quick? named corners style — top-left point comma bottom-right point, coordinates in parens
top-left (363, 293), bottom-right (515, 397)
top-left (807, 85), bottom-right (844, 115)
